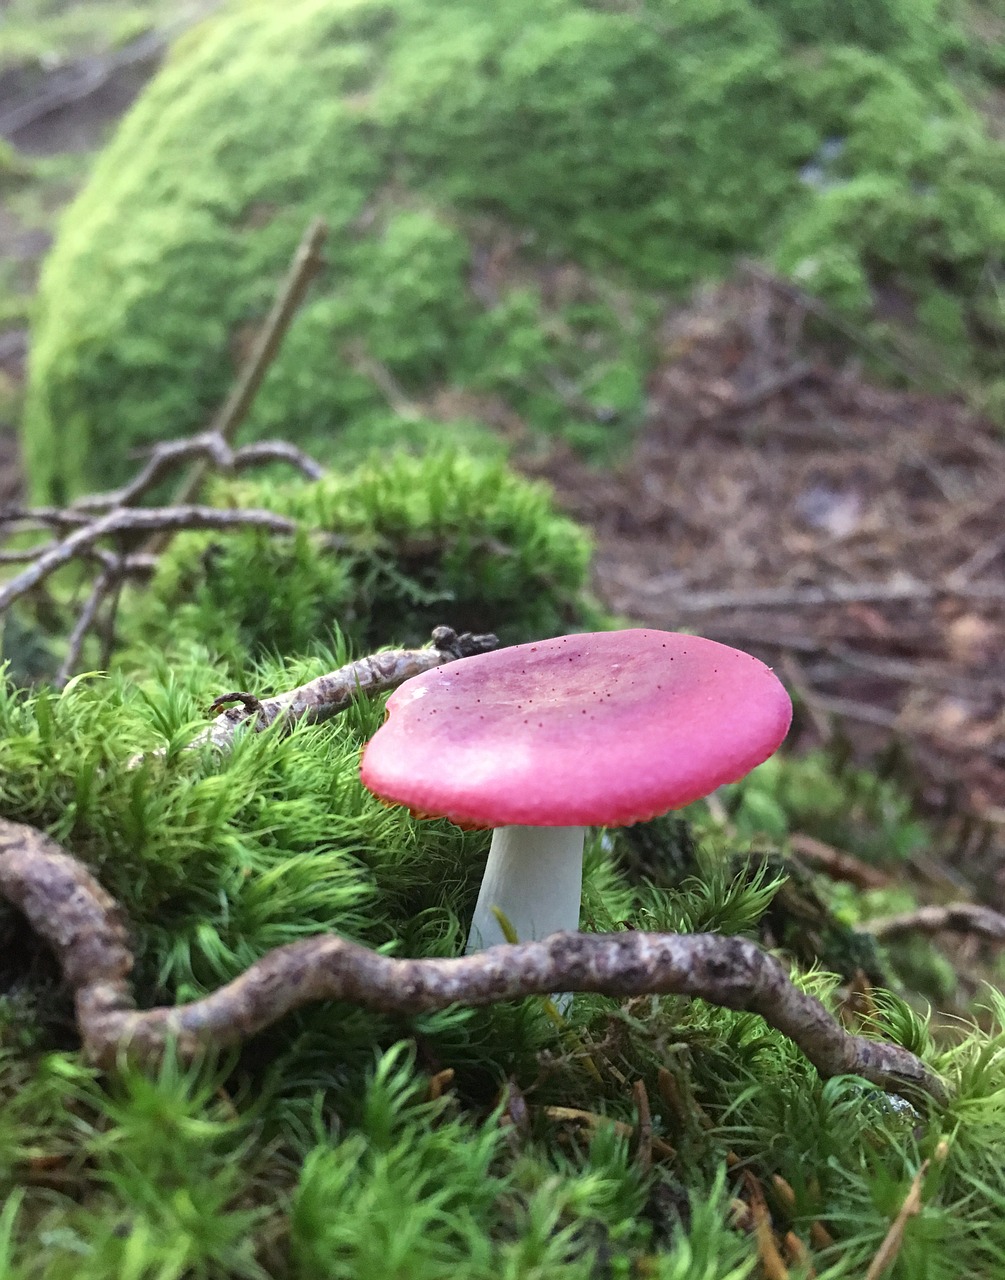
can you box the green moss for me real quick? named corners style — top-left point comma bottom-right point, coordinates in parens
top-left (29, 0), bottom-right (1005, 498)
top-left (777, 46), bottom-right (1005, 380)
top-left (118, 450), bottom-right (601, 669)
top-left (755, 0), bottom-right (943, 53)
top-left (721, 749), bottom-right (931, 864)
top-left (2, 653), bottom-right (1005, 1275)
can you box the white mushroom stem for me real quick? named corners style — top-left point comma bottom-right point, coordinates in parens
top-left (465, 825), bottom-right (586, 953)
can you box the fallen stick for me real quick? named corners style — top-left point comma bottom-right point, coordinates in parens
top-left (173, 626), bottom-right (500, 755)
top-left (169, 216), bottom-right (329, 512)
top-left (868, 903), bottom-right (1005, 943)
top-left (652, 576), bottom-right (1005, 613)
top-left (73, 435), bottom-right (325, 514)
top-left (0, 819), bottom-right (948, 1105)
top-left (789, 834), bottom-right (892, 892)
top-left (0, 505), bottom-right (298, 614)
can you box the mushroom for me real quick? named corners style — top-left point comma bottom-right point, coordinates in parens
top-left (360, 629), bottom-right (791, 957)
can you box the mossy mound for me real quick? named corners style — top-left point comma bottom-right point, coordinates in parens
top-left (117, 450), bottom-right (602, 670)
top-left (3, 653), bottom-right (1005, 1276)
top-left (25, 0), bottom-right (1005, 501)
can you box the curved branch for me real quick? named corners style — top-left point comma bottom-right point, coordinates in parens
top-left (0, 819), bottom-right (948, 1105)
top-left (0, 505), bottom-right (298, 613)
top-left (869, 903), bottom-right (1005, 943)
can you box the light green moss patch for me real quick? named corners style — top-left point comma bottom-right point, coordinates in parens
top-left (116, 450), bottom-right (602, 670)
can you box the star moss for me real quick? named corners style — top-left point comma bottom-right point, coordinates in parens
top-left (2, 655), bottom-right (1005, 1276)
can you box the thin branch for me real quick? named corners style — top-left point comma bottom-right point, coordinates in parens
top-left (825, 644), bottom-right (1003, 701)
top-left (1, 223), bottom-right (329, 678)
top-left (0, 818), bottom-right (948, 1104)
top-left (0, 506), bottom-right (92, 531)
top-left (0, 544), bottom-right (58, 565)
top-left (868, 904), bottom-right (1005, 943)
top-left (55, 565), bottom-right (117, 688)
top-left (863, 1141), bottom-right (949, 1280)
top-left (226, 440), bottom-right (325, 479)
top-left (98, 572), bottom-right (127, 673)
top-left (171, 217), bottom-right (329, 511)
top-left (74, 434), bottom-right (325, 513)
top-left (705, 361), bottom-right (816, 418)
top-left (0, 505), bottom-right (297, 614)
top-left (804, 693), bottom-right (1005, 761)
top-left (0, 27), bottom-right (169, 138)
top-left (152, 626), bottom-right (500, 758)
top-left (740, 261), bottom-right (963, 395)
top-left (946, 530), bottom-right (1005, 587)
top-left (789, 834), bottom-right (893, 892)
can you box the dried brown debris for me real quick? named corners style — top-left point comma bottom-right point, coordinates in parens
top-left (528, 267), bottom-right (1004, 877)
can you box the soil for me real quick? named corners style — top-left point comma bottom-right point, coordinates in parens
top-left (1, 10), bottom-right (1002, 897)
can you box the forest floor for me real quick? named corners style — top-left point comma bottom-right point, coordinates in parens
top-left (526, 273), bottom-right (1005, 902)
top-left (0, 2), bottom-right (1002, 900)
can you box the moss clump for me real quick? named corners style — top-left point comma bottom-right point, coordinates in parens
top-left (26, 0), bottom-right (1005, 500)
top-left (119, 450), bottom-right (602, 669)
top-left (3, 658), bottom-right (1005, 1276)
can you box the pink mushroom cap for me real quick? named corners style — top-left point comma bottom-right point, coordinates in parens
top-left (360, 629), bottom-right (792, 828)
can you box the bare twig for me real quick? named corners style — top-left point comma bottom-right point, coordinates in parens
top-left (740, 262), bottom-right (962, 394)
top-left (0, 544), bottom-right (59, 565)
top-left (631, 1078), bottom-right (653, 1174)
top-left (0, 220), bottom-right (331, 676)
top-left (825, 645), bottom-right (1003, 701)
top-left (55, 565), bottom-right (118, 688)
top-left (222, 440), bottom-right (325, 478)
top-left (0, 28), bottom-right (169, 139)
top-left (0, 505), bottom-right (297, 615)
top-left (74, 434), bottom-right (325, 513)
top-left (946, 531), bottom-right (1005, 587)
top-left (2, 452), bottom-right (321, 682)
top-left (1, 223), bottom-right (328, 677)
top-left (170, 217), bottom-right (329, 512)
top-left (0, 506), bottom-right (92, 531)
top-left (789, 834), bottom-right (892, 892)
top-left (0, 818), bottom-right (949, 1103)
top-left (803, 693), bottom-right (1005, 762)
top-left (160, 625), bottom-right (500, 756)
top-left (868, 904), bottom-right (1005, 943)
top-left (708, 362), bottom-right (816, 418)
